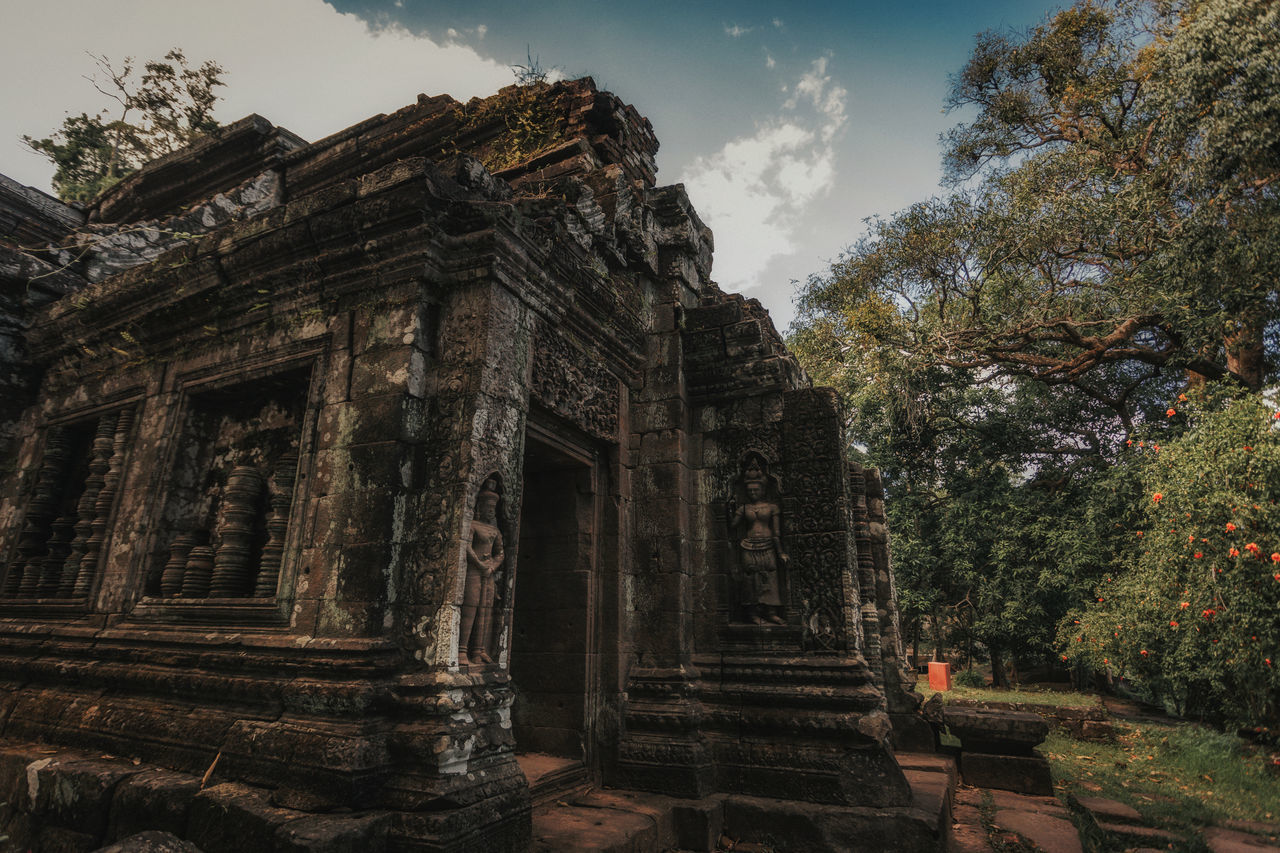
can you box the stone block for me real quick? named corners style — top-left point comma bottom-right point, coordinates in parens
top-left (95, 830), bottom-right (204, 853)
top-left (106, 769), bottom-right (201, 843)
top-left (943, 707), bottom-right (1049, 755)
top-left (960, 751), bottom-right (1053, 796)
top-left (188, 782), bottom-right (302, 853)
top-left (927, 661), bottom-right (951, 691)
top-left (274, 811), bottom-right (393, 853)
top-left (27, 757), bottom-right (141, 841)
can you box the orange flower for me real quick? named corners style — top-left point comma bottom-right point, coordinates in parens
top-left (1226, 522), bottom-right (1237, 532)
top-left (1178, 394), bottom-right (1188, 402)
top-left (1230, 547), bottom-right (1240, 557)
top-left (1153, 492), bottom-right (1164, 503)
top-left (1166, 408), bottom-right (1177, 417)
top-left (1246, 542), bottom-right (1261, 554)
top-left (1271, 553), bottom-right (1280, 563)
top-left (1201, 608), bottom-right (1215, 618)
top-left (1136, 531), bottom-right (1144, 537)
top-left (1180, 602), bottom-right (1190, 609)
top-left (1170, 620), bottom-right (1179, 628)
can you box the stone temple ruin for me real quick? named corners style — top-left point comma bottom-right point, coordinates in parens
top-left (0, 79), bottom-right (941, 852)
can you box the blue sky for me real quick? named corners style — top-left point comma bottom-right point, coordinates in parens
top-left (1, 0), bottom-right (1064, 328)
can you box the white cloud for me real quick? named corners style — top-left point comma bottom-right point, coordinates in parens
top-left (724, 24), bottom-right (753, 38)
top-left (0, 0), bottom-right (513, 191)
top-left (772, 18), bottom-right (784, 28)
top-left (764, 51), bottom-right (776, 69)
top-left (678, 57), bottom-right (848, 296)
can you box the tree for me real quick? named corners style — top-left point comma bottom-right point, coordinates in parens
top-left (23, 50), bottom-right (225, 203)
top-left (1065, 387), bottom-right (1280, 726)
top-left (790, 0), bottom-right (1279, 690)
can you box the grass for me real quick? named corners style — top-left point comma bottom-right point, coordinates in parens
top-left (1043, 717), bottom-right (1280, 835)
top-left (917, 677), bottom-right (1100, 709)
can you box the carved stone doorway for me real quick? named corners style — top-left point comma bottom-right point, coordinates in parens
top-left (510, 418), bottom-right (601, 797)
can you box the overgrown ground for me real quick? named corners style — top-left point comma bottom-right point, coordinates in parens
top-left (923, 679), bottom-right (1280, 849)
top-left (1045, 719), bottom-right (1280, 828)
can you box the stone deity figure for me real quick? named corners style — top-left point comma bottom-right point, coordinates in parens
top-left (459, 476), bottom-right (504, 666)
top-left (731, 457), bottom-right (789, 625)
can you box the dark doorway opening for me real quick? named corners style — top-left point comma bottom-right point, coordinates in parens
top-left (510, 421), bottom-right (599, 799)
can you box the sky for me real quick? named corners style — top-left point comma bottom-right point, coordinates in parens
top-left (0, 0), bottom-right (1065, 330)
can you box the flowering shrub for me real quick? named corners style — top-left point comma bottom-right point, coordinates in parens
top-left (1062, 387), bottom-right (1280, 727)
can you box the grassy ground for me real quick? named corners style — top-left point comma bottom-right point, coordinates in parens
top-left (1043, 718), bottom-right (1280, 829)
top-left (917, 677), bottom-right (1100, 709)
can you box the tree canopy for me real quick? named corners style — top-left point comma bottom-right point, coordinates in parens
top-left (790, 0), bottom-right (1279, 719)
top-left (23, 50), bottom-right (225, 204)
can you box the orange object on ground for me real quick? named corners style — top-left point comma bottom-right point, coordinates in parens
top-left (928, 661), bottom-right (952, 691)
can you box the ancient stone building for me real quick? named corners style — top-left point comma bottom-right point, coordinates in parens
top-left (0, 79), bottom-right (935, 852)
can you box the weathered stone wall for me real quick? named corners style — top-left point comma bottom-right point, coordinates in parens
top-left (0, 78), bottom-right (929, 852)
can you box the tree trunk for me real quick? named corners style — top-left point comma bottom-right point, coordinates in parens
top-left (931, 607), bottom-right (943, 662)
top-left (989, 644), bottom-right (1009, 689)
top-left (1225, 318), bottom-right (1265, 392)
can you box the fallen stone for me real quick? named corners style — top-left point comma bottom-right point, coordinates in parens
top-left (93, 830), bottom-right (205, 852)
top-left (992, 809), bottom-right (1083, 853)
top-left (1074, 795), bottom-right (1141, 824)
top-left (1203, 825), bottom-right (1280, 852)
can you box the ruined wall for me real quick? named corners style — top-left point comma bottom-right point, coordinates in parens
top-left (0, 78), bottom-right (926, 853)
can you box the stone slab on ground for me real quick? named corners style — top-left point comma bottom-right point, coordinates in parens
top-left (948, 800), bottom-right (993, 853)
top-left (955, 786), bottom-right (1068, 818)
top-left (1074, 795), bottom-right (1142, 824)
top-left (991, 809), bottom-right (1082, 853)
top-left (1203, 825), bottom-right (1280, 852)
top-left (1097, 820), bottom-right (1185, 847)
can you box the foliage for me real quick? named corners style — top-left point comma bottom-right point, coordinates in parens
top-left (1063, 387), bottom-right (1280, 726)
top-left (23, 50), bottom-right (225, 203)
top-left (789, 0), bottom-right (1280, 717)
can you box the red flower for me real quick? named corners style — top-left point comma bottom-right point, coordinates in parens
top-left (1140, 649), bottom-right (1149, 656)
top-left (1136, 531), bottom-right (1144, 537)
top-left (1202, 609), bottom-right (1215, 618)
top-left (1170, 620), bottom-right (1179, 628)
top-left (1274, 573), bottom-right (1280, 582)
top-left (1230, 548), bottom-right (1240, 557)
top-left (1180, 602), bottom-right (1190, 609)
top-left (1226, 522), bottom-right (1237, 532)
top-left (1153, 492), bottom-right (1164, 503)
top-left (1061, 655), bottom-right (1068, 662)
top-left (1244, 445), bottom-right (1254, 452)
top-left (1246, 542), bottom-right (1261, 555)
top-left (1193, 552), bottom-right (1203, 559)
top-left (1271, 553), bottom-right (1280, 563)
top-left (1167, 408), bottom-right (1177, 417)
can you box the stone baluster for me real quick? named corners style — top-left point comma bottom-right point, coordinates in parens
top-left (74, 408), bottom-right (134, 598)
top-left (253, 455), bottom-right (296, 597)
top-left (181, 545), bottom-right (215, 597)
top-left (6, 427), bottom-right (72, 597)
top-left (36, 518), bottom-right (76, 597)
top-left (209, 466), bottom-right (264, 597)
top-left (159, 533), bottom-right (198, 597)
top-left (58, 414), bottom-right (115, 598)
